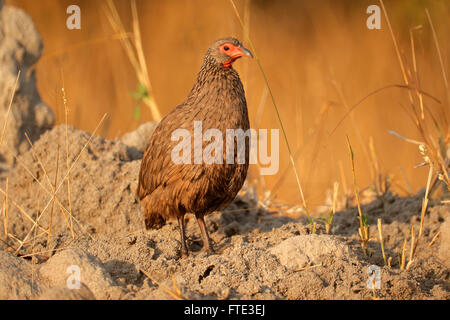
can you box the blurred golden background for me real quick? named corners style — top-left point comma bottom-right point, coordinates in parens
top-left (6, 0), bottom-right (450, 209)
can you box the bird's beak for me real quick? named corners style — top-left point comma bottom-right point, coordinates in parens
top-left (239, 46), bottom-right (253, 58)
top-left (230, 45), bottom-right (253, 59)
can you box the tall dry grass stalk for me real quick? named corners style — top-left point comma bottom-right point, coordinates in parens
top-left (406, 224), bottom-right (415, 270)
top-left (425, 8), bottom-right (450, 108)
top-left (105, 0), bottom-right (161, 121)
top-left (376, 2), bottom-right (449, 271)
top-left (228, 0), bottom-right (312, 225)
top-left (46, 130), bottom-right (60, 247)
top-left (380, 0), bottom-right (449, 190)
top-left (62, 85), bottom-right (74, 238)
top-left (379, 0), bottom-right (414, 104)
top-left (377, 218), bottom-right (387, 266)
top-left (347, 136), bottom-right (369, 255)
top-left (332, 81), bottom-right (374, 183)
top-left (425, 8), bottom-right (450, 189)
top-left (407, 162), bottom-right (434, 268)
top-left (409, 25), bottom-right (425, 120)
top-left (418, 163), bottom-right (434, 239)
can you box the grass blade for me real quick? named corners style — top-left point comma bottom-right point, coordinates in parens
top-left (228, 0), bottom-right (311, 222)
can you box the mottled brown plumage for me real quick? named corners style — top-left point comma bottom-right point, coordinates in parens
top-left (137, 38), bottom-right (252, 257)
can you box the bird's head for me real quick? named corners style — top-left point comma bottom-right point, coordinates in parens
top-left (206, 37), bottom-right (253, 68)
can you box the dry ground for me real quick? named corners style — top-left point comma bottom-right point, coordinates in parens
top-left (0, 125), bottom-right (448, 300)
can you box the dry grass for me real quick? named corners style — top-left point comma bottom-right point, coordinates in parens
top-left (380, 0), bottom-right (449, 192)
top-left (428, 230), bottom-right (441, 248)
top-left (62, 85), bottom-right (74, 238)
top-left (7, 113), bottom-right (108, 254)
top-left (22, 132), bottom-right (73, 239)
top-left (105, 0), bottom-right (161, 122)
top-left (377, 218), bottom-right (387, 266)
top-left (346, 137), bottom-right (370, 255)
top-left (228, 0), bottom-right (313, 230)
top-left (139, 268), bottom-right (184, 300)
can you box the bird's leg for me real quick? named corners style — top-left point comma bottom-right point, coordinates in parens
top-left (196, 215), bottom-right (214, 254)
top-left (177, 215), bottom-right (189, 258)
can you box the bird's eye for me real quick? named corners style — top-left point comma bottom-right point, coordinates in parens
top-left (224, 46), bottom-right (230, 51)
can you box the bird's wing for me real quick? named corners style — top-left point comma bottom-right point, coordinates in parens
top-left (137, 104), bottom-right (193, 200)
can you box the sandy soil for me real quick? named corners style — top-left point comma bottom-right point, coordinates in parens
top-left (0, 125), bottom-right (448, 300)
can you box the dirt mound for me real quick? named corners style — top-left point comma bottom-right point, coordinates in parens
top-left (2, 124), bottom-right (145, 253)
top-left (0, 125), bottom-right (448, 300)
top-left (0, 250), bottom-right (42, 299)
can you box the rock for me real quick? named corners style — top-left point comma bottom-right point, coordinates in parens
top-left (120, 122), bottom-right (157, 158)
top-left (269, 234), bottom-right (354, 270)
top-left (0, 250), bottom-right (41, 299)
top-left (39, 248), bottom-right (119, 299)
top-left (0, 2), bottom-right (55, 168)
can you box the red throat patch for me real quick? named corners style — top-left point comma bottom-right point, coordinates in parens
top-left (222, 57), bottom-right (239, 68)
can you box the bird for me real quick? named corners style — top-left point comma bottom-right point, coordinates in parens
top-left (137, 37), bottom-right (253, 257)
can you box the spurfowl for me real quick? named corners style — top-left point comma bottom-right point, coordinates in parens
top-left (137, 38), bottom-right (253, 257)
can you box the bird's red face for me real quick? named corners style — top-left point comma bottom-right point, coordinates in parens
top-left (218, 42), bottom-right (253, 68)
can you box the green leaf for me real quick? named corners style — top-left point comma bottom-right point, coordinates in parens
top-left (137, 82), bottom-right (149, 98)
top-left (362, 213), bottom-right (369, 227)
top-left (327, 211), bottom-right (334, 224)
top-left (130, 83), bottom-right (150, 101)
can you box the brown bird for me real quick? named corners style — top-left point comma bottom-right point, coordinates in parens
top-left (137, 37), bottom-right (253, 257)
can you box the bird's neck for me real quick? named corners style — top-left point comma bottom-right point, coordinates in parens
top-left (183, 56), bottom-right (245, 107)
